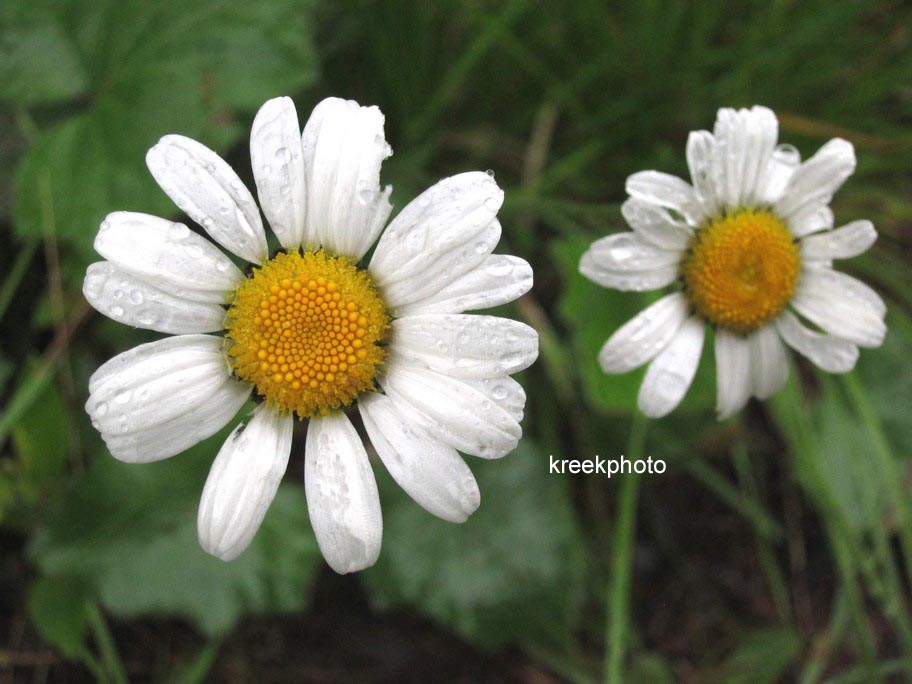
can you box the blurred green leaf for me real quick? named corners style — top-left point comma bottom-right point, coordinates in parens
top-left (31, 430), bottom-right (321, 635)
top-left (27, 574), bottom-right (92, 659)
top-left (12, 0), bottom-right (317, 262)
top-left (720, 627), bottom-right (803, 684)
top-left (0, 19), bottom-right (88, 105)
top-left (365, 441), bottom-right (585, 650)
top-left (11, 365), bottom-right (70, 494)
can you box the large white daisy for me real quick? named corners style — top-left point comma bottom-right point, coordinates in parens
top-left (579, 106), bottom-right (885, 419)
top-left (83, 96), bottom-right (537, 573)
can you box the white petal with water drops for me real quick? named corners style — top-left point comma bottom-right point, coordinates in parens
top-left (791, 268), bottom-right (886, 348)
top-left (389, 313), bottom-right (538, 379)
top-left (250, 97), bottom-right (307, 251)
top-left (800, 220), bottom-right (877, 261)
top-left (86, 335), bottom-right (250, 462)
top-left (749, 326), bottom-right (789, 400)
top-left (360, 392), bottom-right (480, 524)
top-left (380, 363), bottom-right (521, 459)
top-left (625, 171), bottom-right (704, 226)
top-left (637, 316), bottom-right (704, 418)
top-left (94, 212), bottom-right (242, 302)
top-left (198, 404), bottom-right (294, 561)
top-left (305, 412), bottom-right (383, 574)
top-left (621, 197), bottom-right (693, 251)
top-left (597, 293), bottom-right (688, 374)
top-left (370, 172), bottom-right (503, 294)
top-left (775, 311), bottom-right (859, 373)
top-left (83, 261), bottom-right (225, 334)
top-left (775, 138), bottom-right (856, 221)
top-left (301, 97), bottom-right (393, 260)
top-left (146, 135), bottom-right (268, 264)
top-left (715, 330), bottom-right (752, 419)
top-left (391, 254), bottom-right (532, 317)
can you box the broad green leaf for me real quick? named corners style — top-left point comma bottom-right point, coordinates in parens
top-left (27, 574), bottom-right (92, 659)
top-left (12, 0), bottom-right (317, 262)
top-left (31, 428), bottom-right (321, 635)
top-left (0, 19), bottom-right (88, 105)
top-left (365, 441), bottom-right (585, 650)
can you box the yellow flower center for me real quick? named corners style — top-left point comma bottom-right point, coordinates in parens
top-left (225, 250), bottom-right (389, 418)
top-left (681, 209), bottom-right (800, 335)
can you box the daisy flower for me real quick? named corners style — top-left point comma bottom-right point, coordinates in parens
top-left (579, 106), bottom-right (885, 419)
top-left (83, 96), bottom-right (537, 573)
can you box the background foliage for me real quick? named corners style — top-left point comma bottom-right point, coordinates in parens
top-left (1, 0), bottom-right (911, 682)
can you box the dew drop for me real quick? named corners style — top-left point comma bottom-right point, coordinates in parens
top-left (130, 290), bottom-right (144, 304)
top-left (114, 390), bottom-right (133, 404)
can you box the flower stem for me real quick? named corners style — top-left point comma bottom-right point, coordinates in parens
top-left (604, 411), bottom-right (648, 684)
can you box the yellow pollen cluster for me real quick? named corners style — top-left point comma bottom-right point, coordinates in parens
top-left (681, 209), bottom-right (800, 335)
top-left (225, 250), bottom-right (389, 418)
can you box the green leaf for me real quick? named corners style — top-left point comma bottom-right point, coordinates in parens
top-left (12, 0), bottom-right (317, 261)
top-left (30, 429), bottom-right (321, 635)
top-left (11, 364), bottom-right (71, 495)
top-left (27, 574), bottom-right (92, 659)
top-left (720, 627), bottom-right (803, 684)
top-left (0, 19), bottom-right (88, 105)
top-left (365, 441), bottom-right (585, 650)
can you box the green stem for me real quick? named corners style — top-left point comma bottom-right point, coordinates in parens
top-left (87, 603), bottom-right (128, 684)
top-left (0, 241), bottom-right (39, 323)
top-left (604, 411), bottom-right (648, 684)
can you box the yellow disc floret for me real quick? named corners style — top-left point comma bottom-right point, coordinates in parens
top-left (682, 209), bottom-right (800, 335)
top-left (225, 250), bottom-right (389, 418)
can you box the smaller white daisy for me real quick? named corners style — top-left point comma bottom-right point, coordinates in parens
top-left (579, 106), bottom-right (886, 419)
top-left (83, 96), bottom-right (538, 573)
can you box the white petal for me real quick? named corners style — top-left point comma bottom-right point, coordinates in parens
top-left (301, 97), bottom-right (393, 260)
top-left (637, 316), bottom-right (704, 418)
top-left (389, 313), bottom-right (538, 379)
top-left (393, 254), bottom-right (532, 316)
top-left (379, 364), bottom-right (521, 459)
top-left (94, 212), bottom-right (242, 302)
top-left (459, 376), bottom-right (526, 423)
top-left (359, 393), bottom-right (480, 523)
top-left (622, 197), bottom-right (694, 251)
top-left (86, 335), bottom-right (250, 462)
top-left (749, 326), bottom-right (789, 400)
top-left (686, 130), bottom-right (720, 218)
top-left (598, 293), bottom-right (688, 373)
top-left (788, 205), bottom-right (834, 239)
top-left (712, 106), bottom-right (779, 208)
top-left (579, 232), bottom-right (681, 292)
top-left (146, 135), bottom-right (268, 264)
top-left (84, 262), bottom-right (225, 334)
top-left (370, 172), bottom-right (503, 299)
top-left (791, 268), bottom-right (886, 347)
top-left (715, 330), bottom-right (752, 419)
top-left (800, 220), bottom-right (877, 260)
top-left (305, 412), bottom-right (382, 574)
top-left (775, 310), bottom-right (859, 373)
top-left (376, 219), bottom-right (503, 309)
top-left (775, 138), bottom-right (856, 220)
top-left (626, 171), bottom-right (704, 226)
top-left (250, 97), bottom-right (307, 251)
top-left (198, 404), bottom-right (293, 561)
top-left (757, 144), bottom-right (802, 204)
